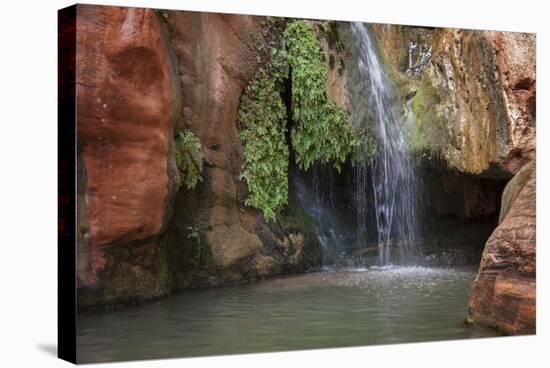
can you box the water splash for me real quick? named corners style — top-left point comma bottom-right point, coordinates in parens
top-left (351, 23), bottom-right (421, 265)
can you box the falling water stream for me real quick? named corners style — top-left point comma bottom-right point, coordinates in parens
top-left (292, 24), bottom-right (422, 267)
top-left (292, 165), bottom-right (353, 265)
top-left (351, 23), bottom-right (421, 265)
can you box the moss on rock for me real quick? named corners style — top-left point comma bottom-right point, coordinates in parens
top-left (410, 73), bottom-right (445, 152)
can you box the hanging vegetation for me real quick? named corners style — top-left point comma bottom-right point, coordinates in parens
top-left (238, 19), bottom-right (359, 221)
top-left (284, 21), bottom-right (359, 171)
top-left (175, 130), bottom-right (204, 190)
top-left (238, 17), bottom-right (290, 222)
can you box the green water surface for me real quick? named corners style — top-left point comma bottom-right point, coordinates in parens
top-left (77, 266), bottom-right (498, 363)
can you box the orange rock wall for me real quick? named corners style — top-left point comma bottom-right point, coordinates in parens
top-left (76, 5), bottom-right (180, 286)
top-left (468, 161), bottom-right (536, 334)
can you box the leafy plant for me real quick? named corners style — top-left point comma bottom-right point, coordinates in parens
top-left (238, 18), bottom-right (289, 222)
top-left (175, 130), bottom-right (204, 189)
top-left (239, 71), bottom-right (289, 222)
top-left (238, 19), bottom-right (359, 220)
top-left (185, 225), bottom-right (213, 267)
top-left (284, 21), bottom-right (359, 172)
top-left (185, 225), bottom-right (199, 240)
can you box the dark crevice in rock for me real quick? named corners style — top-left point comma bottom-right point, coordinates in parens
top-left (512, 77), bottom-right (534, 91)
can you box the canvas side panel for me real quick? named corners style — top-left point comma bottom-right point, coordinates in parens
top-left (58, 4), bottom-right (76, 364)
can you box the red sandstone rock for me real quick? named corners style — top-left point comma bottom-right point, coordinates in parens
top-left (468, 161), bottom-right (536, 334)
top-left (486, 31), bottom-right (536, 174)
top-left (163, 12), bottom-right (267, 272)
top-left (76, 5), bottom-right (180, 285)
top-left (162, 13), bottom-right (321, 286)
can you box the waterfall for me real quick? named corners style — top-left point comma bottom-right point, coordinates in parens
top-left (351, 23), bottom-right (421, 265)
top-left (292, 165), bottom-right (350, 265)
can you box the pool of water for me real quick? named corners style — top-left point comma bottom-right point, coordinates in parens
top-left (77, 266), bottom-right (499, 363)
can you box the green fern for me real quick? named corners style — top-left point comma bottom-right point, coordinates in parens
top-left (284, 21), bottom-right (359, 172)
top-left (238, 19), bottom-right (359, 221)
top-left (175, 130), bottom-right (204, 190)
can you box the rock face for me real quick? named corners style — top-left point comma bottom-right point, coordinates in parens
top-left (313, 21), bottom-right (351, 111)
top-left (76, 7), bottom-right (323, 307)
top-left (372, 24), bottom-right (434, 79)
top-left (499, 160), bottom-right (536, 223)
top-left (160, 12), bottom-right (321, 289)
top-left (485, 31), bottom-right (536, 174)
top-left (76, 5), bottom-right (180, 306)
top-left (468, 161), bottom-right (536, 334)
top-left (421, 29), bottom-right (535, 176)
top-left (372, 26), bottom-right (536, 177)
top-left (418, 30), bottom-right (507, 174)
